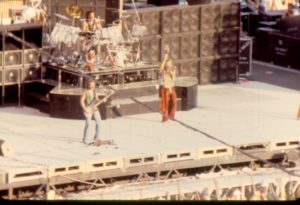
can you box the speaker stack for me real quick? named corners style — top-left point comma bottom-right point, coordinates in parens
top-left (181, 7), bottom-right (199, 32)
top-left (23, 26), bottom-right (42, 83)
top-left (1, 25), bottom-right (42, 86)
top-left (200, 59), bottom-right (219, 84)
top-left (1, 24), bottom-right (43, 105)
top-left (1, 30), bottom-right (22, 86)
top-left (139, 10), bottom-right (161, 63)
top-left (124, 1), bottom-right (240, 85)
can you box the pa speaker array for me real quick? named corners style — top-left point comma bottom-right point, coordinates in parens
top-left (141, 11), bottom-right (160, 36)
top-left (200, 59), bottom-right (219, 84)
top-left (4, 51), bottom-right (22, 67)
top-left (23, 66), bottom-right (41, 82)
top-left (124, 1), bottom-right (240, 84)
top-left (179, 61), bottom-right (199, 77)
top-left (4, 68), bottom-right (21, 85)
top-left (200, 32), bottom-right (219, 57)
top-left (219, 57), bottom-right (237, 82)
top-left (0, 25), bottom-right (43, 85)
top-left (181, 35), bottom-right (199, 59)
top-left (221, 2), bottom-right (240, 28)
top-left (141, 38), bottom-right (160, 62)
top-left (219, 29), bottom-right (239, 55)
top-left (181, 7), bottom-right (199, 32)
top-left (200, 4), bottom-right (221, 30)
top-left (162, 36), bottom-right (180, 60)
top-left (162, 9), bottom-right (181, 34)
top-left (24, 49), bottom-right (40, 65)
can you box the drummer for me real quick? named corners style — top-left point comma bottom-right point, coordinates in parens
top-left (81, 11), bottom-right (102, 32)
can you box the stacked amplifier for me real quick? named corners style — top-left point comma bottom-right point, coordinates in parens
top-left (0, 24), bottom-right (42, 86)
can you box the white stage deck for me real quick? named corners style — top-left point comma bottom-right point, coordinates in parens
top-left (0, 78), bottom-right (300, 173)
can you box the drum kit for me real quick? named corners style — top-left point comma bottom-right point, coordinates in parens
top-left (47, 4), bottom-right (148, 71)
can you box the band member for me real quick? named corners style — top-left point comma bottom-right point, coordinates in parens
top-left (86, 49), bottom-right (96, 71)
top-left (80, 79), bottom-right (104, 144)
top-left (160, 45), bottom-right (177, 122)
top-left (81, 11), bottom-right (102, 32)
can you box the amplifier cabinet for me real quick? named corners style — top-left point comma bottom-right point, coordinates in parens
top-left (23, 65), bottom-right (41, 83)
top-left (24, 49), bottom-right (40, 65)
top-left (4, 50), bottom-right (22, 67)
top-left (4, 67), bottom-right (21, 85)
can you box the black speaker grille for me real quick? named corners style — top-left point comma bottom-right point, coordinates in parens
top-left (181, 7), bottom-right (199, 32)
top-left (219, 29), bottom-right (239, 55)
top-left (24, 66), bottom-right (41, 82)
top-left (181, 35), bottom-right (199, 59)
top-left (24, 49), bottom-right (40, 65)
top-left (200, 5), bottom-right (221, 30)
top-left (200, 32), bottom-right (219, 57)
top-left (200, 59), bottom-right (219, 84)
top-left (4, 51), bottom-right (22, 66)
top-left (221, 2), bottom-right (240, 28)
top-left (141, 38), bottom-right (160, 62)
top-left (219, 57), bottom-right (237, 82)
top-left (5, 69), bottom-right (20, 84)
top-left (141, 11), bottom-right (160, 36)
top-left (162, 9), bottom-right (181, 34)
top-left (179, 61), bottom-right (199, 77)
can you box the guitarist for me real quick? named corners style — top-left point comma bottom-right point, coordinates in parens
top-left (80, 79), bottom-right (105, 145)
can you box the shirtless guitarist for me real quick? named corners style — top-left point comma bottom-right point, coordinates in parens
top-left (80, 79), bottom-right (115, 145)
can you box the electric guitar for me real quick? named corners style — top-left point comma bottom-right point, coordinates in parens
top-left (83, 89), bottom-right (115, 118)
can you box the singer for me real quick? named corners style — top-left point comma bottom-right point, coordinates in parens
top-left (160, 45), bottom-right (177, 122)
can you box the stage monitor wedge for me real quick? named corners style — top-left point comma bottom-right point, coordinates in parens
top-left (147, 0), bottom-right (179, 6)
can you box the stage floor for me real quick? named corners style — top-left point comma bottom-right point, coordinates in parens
top-left (0, 63), bottom-right (300, 173)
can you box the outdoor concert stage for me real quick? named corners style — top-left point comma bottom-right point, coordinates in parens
top-left (1, 74), bottom-right (300, 199)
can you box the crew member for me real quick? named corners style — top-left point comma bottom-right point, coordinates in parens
top-left (81, 10), bottom-right (102, 32)
top-left (80, 79), bottom-right (104, 144)
top-left (270, 0), bottom-right (296, 10)
top-left (244, 0), bottom-right (268, 13)
top-left (160, 45), bottom-right (177, 123)
top-left (282, 3), bottom-right (299, 18)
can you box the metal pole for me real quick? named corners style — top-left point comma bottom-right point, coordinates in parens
top-left (2, 29), bottom-right (6, 105)
top-left (58, 70), bottom-right (61, 90)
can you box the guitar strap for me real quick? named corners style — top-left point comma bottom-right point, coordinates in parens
top-left (85, 89), bottom-right (97, 106)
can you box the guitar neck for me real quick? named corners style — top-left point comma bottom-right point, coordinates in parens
top-left (92, 92), bottom-right (113, 108)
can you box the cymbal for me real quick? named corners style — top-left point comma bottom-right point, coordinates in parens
top-left (54, 13), bottom-right (70, 21)
top-left (66, 4), bottom-right (84, 18)
top-left (79, 18), bottom-right (105, 22)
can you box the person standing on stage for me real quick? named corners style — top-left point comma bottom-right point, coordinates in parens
top-left (81, 10), bottom-right (102, 32)
top-left (80, 79), bottom-right (104, 144)
top-left (160, 45), bottom-right (177, 122)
